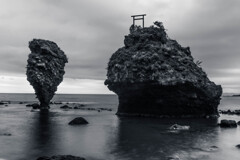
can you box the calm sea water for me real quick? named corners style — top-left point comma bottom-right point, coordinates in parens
top-left (0, 93), bottom-right (240, 160)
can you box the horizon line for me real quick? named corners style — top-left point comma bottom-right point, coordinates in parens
top-left (0, 92), bottom-right (116, 95)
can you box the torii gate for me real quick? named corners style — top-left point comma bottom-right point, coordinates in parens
top-left (131, 14), bottom-right (146, 28)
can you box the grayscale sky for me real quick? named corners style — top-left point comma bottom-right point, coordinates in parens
top-left (0, 0), bottom-right (239, 94)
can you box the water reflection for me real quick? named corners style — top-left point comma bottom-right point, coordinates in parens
top-left (111, 117), bottom-right (219, 160)
top-left (22, 111), bottom-right (59, 159)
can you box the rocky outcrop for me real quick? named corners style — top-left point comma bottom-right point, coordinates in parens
top-left (105, 21), bottom-right (222, 117)
top-left (26, 103), bottom-right (40, 109)
top-left (26, 39), bottom-right (68, 111)
top-left (60, 105), bottom-right (72, 109)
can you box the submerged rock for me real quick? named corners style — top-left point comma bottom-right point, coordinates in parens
top-left (0, 133), bottom-right (12, 136)
top-left (36, 155), bottom-right (85, 160)
top-left (220, 119), bottom-right (237, 128)
top-left (105, 21), bottom-right (222, 117)
top-left (26, 39), bottom-right (68, 111)
top-left (68, 117), bottom-right (88, 125)
top-left (26, 103), bottom-right (40, 109)
top-left (169, 124), bottom-right (190, 130)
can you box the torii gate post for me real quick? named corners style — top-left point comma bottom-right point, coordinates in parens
top-left (131, 14), bottom-right (146, 28)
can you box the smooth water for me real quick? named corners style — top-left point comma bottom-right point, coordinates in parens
top-left (0, 94), bottom-right (240, 160)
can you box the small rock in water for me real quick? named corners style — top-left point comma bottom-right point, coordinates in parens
top-left (36, 155), bottom-right (85, 160)
top-left (54, 102), bottom-right (63, 104)
top-left (105, 21), bottom-right (222, 117)
top-left (166, 155), bottom-right (181, 160)
top-left (0, 133), bottom-right (12, 136)
top-left (32, 103), bottom-right (40, 109)
top-left (60, 104), bottom-right (85, 109)
top-left (206, 146), bottom-right (218, 152)
top-left (237, 121), bottom-right (240, 125)
top-left (68, 117), bottom-right (88, 125)
top-left (236, 144), bottom-right (240, 149)
top-left (60, 105), bottom-right (70, 109)
top-left (169, 124), bottom-right (190, 130)
top-left (219, 109), bottom-right (240, 115)
top-left (26, 103), bottom-right (40, 109)
top-left (31, 109), bottom-right (37, 112)
top-left (220, 119), bottom-right (237, 128)
top-left (26, 104), bottom-right (32, 107)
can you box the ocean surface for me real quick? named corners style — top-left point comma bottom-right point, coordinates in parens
top-left (0, 93), bottom-right (240, 160)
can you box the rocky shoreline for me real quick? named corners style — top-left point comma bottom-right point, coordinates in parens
top-left (1, 99), bottom-right (240, 159)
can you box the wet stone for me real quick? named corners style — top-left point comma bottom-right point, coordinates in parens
top-left (36, 155), bottom-right (85, 160)
top-left (68, 117), bottom-right (88, 125)
top-left (220, 119), bottom-right (237, 128)
top-left (26, 39), bottom-right (68, 110)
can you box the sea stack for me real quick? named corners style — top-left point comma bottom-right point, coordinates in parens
top-left (26, 39), bottom-right (68, 111)
top-left (105, 22), bottom-right (222, 118)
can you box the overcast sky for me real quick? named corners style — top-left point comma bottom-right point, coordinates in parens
top-left (0, 0), bottom-right (239, 94)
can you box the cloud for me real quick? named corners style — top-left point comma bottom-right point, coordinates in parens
top-left (0, 0), bottom-right (239, 93)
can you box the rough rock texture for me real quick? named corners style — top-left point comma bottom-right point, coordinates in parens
top-left (105, 22), bottom-right (222, 117)
top-left (36, 155), bottom-right (85, 160)
top-left (26, 39), bottom-right (68, 110)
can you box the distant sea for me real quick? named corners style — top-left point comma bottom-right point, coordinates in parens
top-left (0, 93), bottom-right (240, 160)
top-left (0, 93), bottom-right (118, 105)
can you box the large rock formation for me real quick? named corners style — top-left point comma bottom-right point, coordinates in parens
top-left (105, 22), bottom-right (222, 118)
top-left (26, 39), bottom-right (68, 111)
